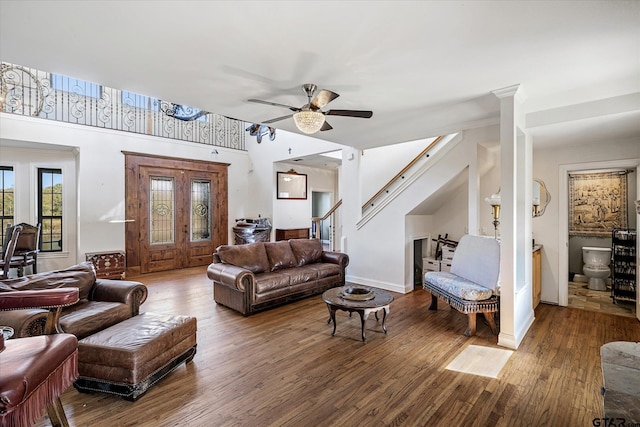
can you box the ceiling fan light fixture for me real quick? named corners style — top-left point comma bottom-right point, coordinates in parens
top-left (293, 110), bottom-right (325, 134)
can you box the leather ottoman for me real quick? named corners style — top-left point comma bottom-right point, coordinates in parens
top-left (73, 312), bottom-right (197, 400)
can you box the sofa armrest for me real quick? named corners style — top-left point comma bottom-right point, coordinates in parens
top-left (0, 288), bottom-right (80, 310)
top-left (91, 279), bottom-right (148, 316)
top-left (207, 263), bottom-right (254, 292)
top-left (321, 251), bottom-right (349, 269)
top-left (0, 288), bottom-right (80, 335)
top-left (0, 308), bottom-right (48, 337)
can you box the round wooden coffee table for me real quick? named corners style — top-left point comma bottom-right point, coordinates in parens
top-left (322, 286), bottom-right (394, 342)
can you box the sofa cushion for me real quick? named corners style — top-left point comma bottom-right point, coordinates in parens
top-left (283, 265), bottom-right (319, 285)
top-left (217, 243), bottom-right (270, 274)
top-left (304, 263), bottom-right (341, 279)
top-left (424, 271), bottom-right (494, 301)
top-left (254, 272), bottom-right (291, 295)
top-left (60, 300), bottom-right (132, 340)
top-left (264, 241), bottom-right (297, 271)
top-left (0, 261), bottom-right (97, 301)
top-left (289, 239), bottom-right (323, 266)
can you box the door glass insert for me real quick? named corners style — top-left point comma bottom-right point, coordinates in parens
top-left (150, 177), bottom-right (174, 244)
top-left (191, 179), bottom-right (211, 241)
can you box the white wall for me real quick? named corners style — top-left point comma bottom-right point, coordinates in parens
top-left (0, 112), bottom-right (346, 273)
top-left (0, 145), bottom-right (78, 271)
top-left (342, 131), bottom-right (490, 293)
top-left (533, 137), bottom-right (640, 304)
top-left (0, 113), bottom-right (250, 271)
top-left (361, 137), bottom-right (437, 203)
top-left (272, 162), bottom-right (337, 233)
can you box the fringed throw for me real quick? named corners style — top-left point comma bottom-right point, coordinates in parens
top-left (0, 350), bottom-right (78, 427)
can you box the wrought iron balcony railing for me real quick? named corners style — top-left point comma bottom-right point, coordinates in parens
top-left (0, 62), bottom-right (246, 151)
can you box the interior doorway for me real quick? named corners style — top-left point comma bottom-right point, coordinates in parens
top-left (559, 160), bottom-right (639, 321)
top-left (312, 191), bottom-right (333, 250)
top-left (124, 153), bottom-right (228, 274)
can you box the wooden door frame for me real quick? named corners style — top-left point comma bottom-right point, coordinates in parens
top-left (123, 152), bottom-right (229, 276)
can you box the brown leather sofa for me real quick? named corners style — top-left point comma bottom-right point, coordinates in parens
top-left (0, 261), bottom-right (148, 338)
top-left (207, 239), bottom-right (349, 316)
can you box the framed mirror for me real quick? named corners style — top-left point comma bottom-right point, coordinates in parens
top-left (533, 179), bottom-right (551, 217)
top-left (277, 170), bottom-right (307, 200)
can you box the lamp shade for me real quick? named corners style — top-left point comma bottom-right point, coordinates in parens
top-left (293, 110), bottom-right (325, 134)
top-left (484, 190), bottom-right (501, 206)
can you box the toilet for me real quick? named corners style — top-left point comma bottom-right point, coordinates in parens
top-left (582, 246), bottom-right (612, 291)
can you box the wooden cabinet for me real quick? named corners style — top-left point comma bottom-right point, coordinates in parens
top-left (532, 246), bottom-right (542, 309)
top-left (86, 251), bottom-right (126, 280)
top-left (275, 228), bottom-right (310, 241)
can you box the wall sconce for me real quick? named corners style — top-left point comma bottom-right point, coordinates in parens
top-left (484, 190), bottom-right (501, 239)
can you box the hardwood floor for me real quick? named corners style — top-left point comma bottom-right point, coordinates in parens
top-left (40, 266), bottom-right (640, 427)
top-left (568, 281), bottom-right (636, 318)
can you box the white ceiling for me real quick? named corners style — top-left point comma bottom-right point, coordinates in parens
top-left (1, 1), bottom-right (639, 150)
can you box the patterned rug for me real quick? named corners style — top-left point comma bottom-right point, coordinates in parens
top-left (445, 345), bottom-right (513, 378)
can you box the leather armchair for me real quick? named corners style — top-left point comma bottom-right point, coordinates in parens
top-left (0, 287), bottom-right (80, 427)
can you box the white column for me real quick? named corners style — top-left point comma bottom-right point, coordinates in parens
top-left (492, 84), bottom-right (535, 349)
top-left (468, 138), bottom-right (479, 236)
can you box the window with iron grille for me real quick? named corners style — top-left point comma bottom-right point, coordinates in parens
top-left (0, 166), bottom-right (15, 245)
top-left (38, 168), bottom-right (63, 252)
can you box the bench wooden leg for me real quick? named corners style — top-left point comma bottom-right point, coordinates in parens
top-left (47, 397), bottom-right (70, 427)
top-left (484, 312), bottom-right (499, 335)
top-left (464, 313), bottom-right (477, 337)
top-left (428, 294), bottom-right (438, 311)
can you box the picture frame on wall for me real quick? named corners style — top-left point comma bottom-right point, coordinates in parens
top-left (277, 170), bottom-right (307, 200)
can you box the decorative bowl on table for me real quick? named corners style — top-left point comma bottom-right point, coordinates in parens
top-left (1, 326), bottom-right (14, 340)
top-left (340, 286), bottom-right (375, 301)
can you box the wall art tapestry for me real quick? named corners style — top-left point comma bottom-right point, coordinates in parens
top-left (569, 171), bottom-right (627, 236)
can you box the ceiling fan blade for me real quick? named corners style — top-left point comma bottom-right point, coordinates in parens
top-left (310, 90), bottom-right (339, 110)
top-left (248, 99), bottom-right (301, 112)
top-left (326, 109), bottom-right (373, 118)
top-left (262, 114), bottom-right (293, 124)
top-left (320, 121), bottom-right (333, 132)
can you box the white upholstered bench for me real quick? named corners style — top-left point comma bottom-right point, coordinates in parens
top-left (423, 234), bottom-right (500, 337)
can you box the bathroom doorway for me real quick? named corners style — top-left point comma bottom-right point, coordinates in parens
top-left (559, 160), bottom-right (639, 320)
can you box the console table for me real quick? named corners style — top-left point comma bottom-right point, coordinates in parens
top-left (275, 228), bottom-right (310, 241)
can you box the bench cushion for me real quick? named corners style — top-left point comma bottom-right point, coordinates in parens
top-left (450, 235), bottom-right (500, 291)
top-left (424, 271), bottom-right (493, 301)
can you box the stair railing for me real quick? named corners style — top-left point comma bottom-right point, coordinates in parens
top-left (312, 199), bottom-right (342, 250)
top-left (361, 136), bottom-right (444, 212)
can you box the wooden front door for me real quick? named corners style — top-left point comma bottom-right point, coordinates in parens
top-left (125, 153), bottom-right (228, 275)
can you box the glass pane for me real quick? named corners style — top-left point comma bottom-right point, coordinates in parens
top-left (191, 179), bottom-right (211, 241)
top-left (38, 168), bottom-right (62, 252)
top-left (41, 218), bottom-right (55, 251)
top-left (150, 177), bottom-right (174, 244)
top-left (40, 170), bottom-right (63, 216)
top-left (1, 167), bottom-right (15, 244)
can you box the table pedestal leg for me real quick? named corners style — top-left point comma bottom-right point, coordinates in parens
top-left (357, 311), bottom-right (366, 341)
top-left (329, 307), bottom-right (337, 336)
top-left (381, 307), bottom-right (389, 333)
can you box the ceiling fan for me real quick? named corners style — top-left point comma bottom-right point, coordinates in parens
top-left (248, 84), bottom-right (373, 134)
